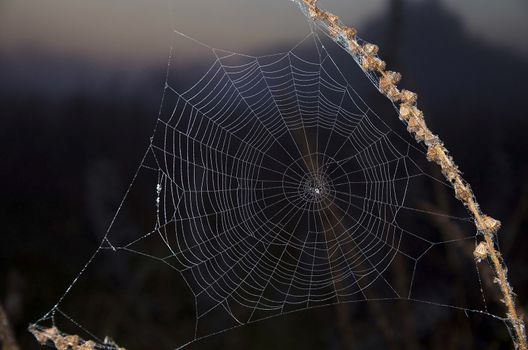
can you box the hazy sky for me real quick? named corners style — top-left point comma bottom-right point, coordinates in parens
top-left (1, 0), bottom-right (527, 66)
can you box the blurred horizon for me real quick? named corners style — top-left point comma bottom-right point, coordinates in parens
top-left (2, 0), bottom-right (528, 63)
top-left (1, 0), bottom-right (527, 109)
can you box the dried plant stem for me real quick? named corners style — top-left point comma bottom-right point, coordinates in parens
top-left (294, 0), bottom-right (526, 349)
top-left (28, 324), bottom-right (126, 350)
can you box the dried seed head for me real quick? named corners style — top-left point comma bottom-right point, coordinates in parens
top-left (308, 6), bottom-right (323, 19)
top-left (423, 131), bottom-right (439, 146)
top-left (54, 336), bottom-right (69, 350)
top-left (79, 341), bottom-right (97, 350)
top-left (473, 242), bottom-right (488, 262)
top-left (399, 104), bottom-right (412, 121)
top-left (385, 85), bottom-right (401, 101)
top-left (64, 334), bottom-right (81, 347)
top-left (31, 327), bottom-right (59, 345)
top-left (411, 106), bottom-right (424, 120)
top-left (35, 334), bottom-right (48, 345)
top-left (328, 26), bottom-right (341, 38)
top-left (424, 133), bottom-right (440, 147)
top-left (378, 78), bottom-right (392, 92)
top-left (326, 13), bottom-right (339, 25)
top-left (379, 71), bottom-right (402, 100)
top-left (317, 9), bottom-right (329, 21)
top-left (406, 116), bottom-right (423, 137)
top-left (400, 89), bottom-right (418, 105)
top-left (384, 71), bottom-right (402, 84)
top-left (375, 58), bottom-right (386, 71)
top-left (414, 127), bottom-right (429, 142)
top-left (400, 105), bottom-right (423, 122)
top-left (426, 144), bottom-right (443, 163)
top-left (478, 215), bottom-right (501, 235)
top-left (348, 40), bottom-right (362, 54)
top-left (379, 85), bottom-right (399, 101)
top-left (454, 181), bottom-right (472, 202)
top-left (441, 164), bottom-right (459, 182)
top-left (408, 116), bottom-right (420, 128)
top-left (361, 56), bottom-right (386, 71)
top-left (343, 26), bottom-right (357, 40)
top-left (363, 43), bottom-right (379, 56)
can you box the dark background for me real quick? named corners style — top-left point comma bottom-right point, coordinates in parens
top-left (1, 0), bottom-right (528, 349)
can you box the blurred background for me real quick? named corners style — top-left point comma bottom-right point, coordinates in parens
top-left (1, 0), bottom-right (528, 349)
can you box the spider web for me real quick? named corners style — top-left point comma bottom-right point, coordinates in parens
top-left (32, 7), bottom-right (508, 350)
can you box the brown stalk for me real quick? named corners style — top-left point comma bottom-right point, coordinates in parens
top-left (28, 324), bottom-right (126, 350)
top-left (294, 0), bottom-right (527, 348)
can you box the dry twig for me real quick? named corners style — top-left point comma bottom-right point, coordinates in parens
top-left (29, 324), bottom-right (126, 350)
top-left (294, 0), bottom-right (527, 348)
